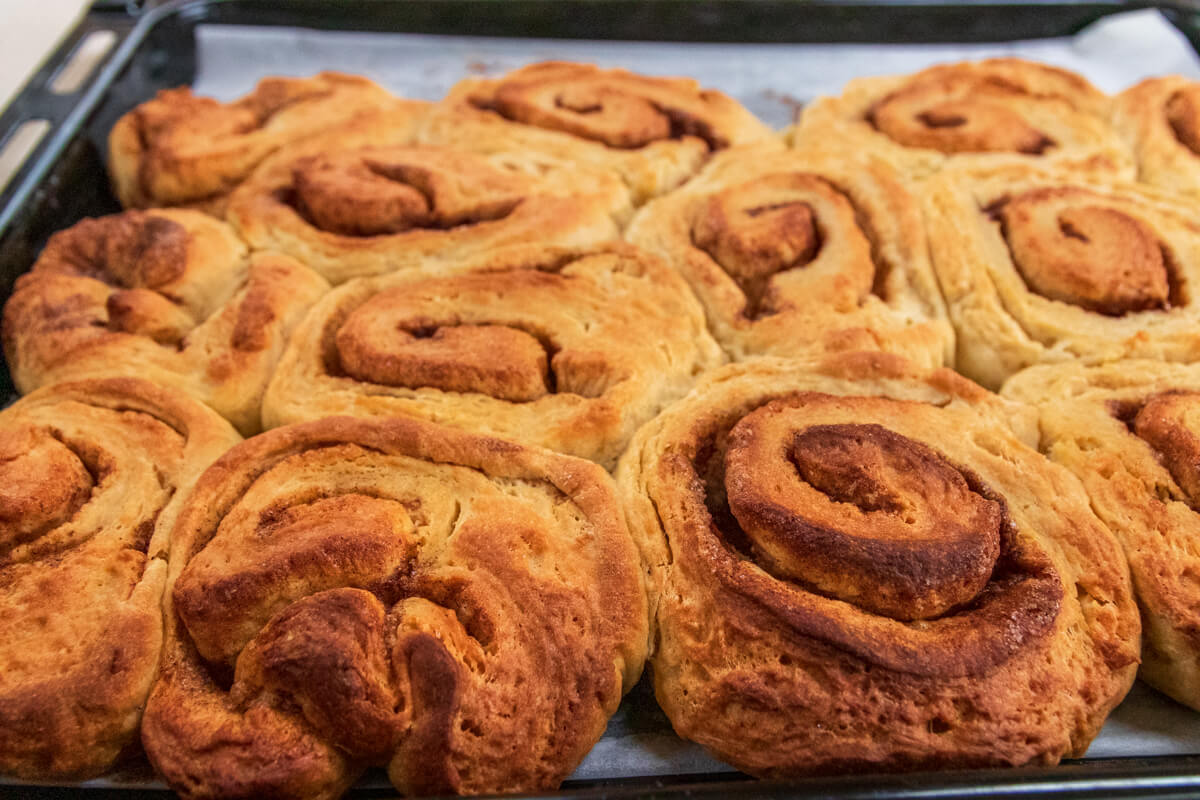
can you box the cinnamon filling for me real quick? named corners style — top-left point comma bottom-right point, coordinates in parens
top-left (479, 77), bottom-right (725, 150)
top-left (678, 392), bottom-right (1061, 676)
top-left (1124, 391), bottom-right (1200, 509)
top-left (290, 147), bottom-right (524, 236)
top-left (691, 173), bottom-right (874, 319)
top-left (727, 411), bottom-right (1001, 620)
top-left (995, 187), bottom-right (1174, 315)
top-left (868, 77), bottom-right (1055, 155)
top-left (0, 427), bottom-right (95, 558)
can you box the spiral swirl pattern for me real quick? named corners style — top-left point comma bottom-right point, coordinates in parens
top-left (924, 164), bottom-right (1200, 389)
top-left (794, 59), bottom-right (1132, 180)
top-left (262, 243), bottom-right (722, 468)
top-left (1, 209), bottom-right (329, 434)
top-left (1114, 77), bottom-right (1200, 200)
top-left (628, 143), bottom-right (952, 365)
top-left (108, 72), bottom-right (400, 212)
top-left (141, 415), bottom-right (646, 798)
top-left (1005, 361), bottom-right (1200, 710)
top-left (0, 378), bottom-right (239, 779)
top-left (993, 187), bottom-right (1174, 316)
top-left (425, 61), bottom-right (774, 205)
top-left (617, 353), bottom-right (1138, 776)
top-left (227, 108), bottom-right (629, 284)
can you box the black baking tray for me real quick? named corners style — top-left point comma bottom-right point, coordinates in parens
top-left (4, 0), bottom-right (1200, 797)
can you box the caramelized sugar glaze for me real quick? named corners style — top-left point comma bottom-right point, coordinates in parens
top-left (618, 354), bottom-right (1138, 775)
top-left (1, 210), bottom-right (328, 434)
top-left (0, 379), bottom-right (239, 778)
top-left (141, 415), bottom-right (646, 798)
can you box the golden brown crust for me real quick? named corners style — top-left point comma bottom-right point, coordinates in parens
top-left (923, 163), bottom-right (1200, 389)
top-left (226, 107), bottom-right (629, 284)
top-left (794, 59), bottom-right (1133, 180)
top-left (423, 61), bottom-right (776, 205)
top-left (1, 209), bottom-right (329, 434)
top-left (0, 378), bottom-right (239, 779)
top-left (1004, 360), bottom-right (1200, 710)
top-left (1112, 76), bottom-right (1200, 199)
top-left (626, 143), bottom-right (953, 365)
top-left (142, 415), bottom-right (647, 797)
top-left (262, 242), bottom-right (723, 469)
top-left (616, 354), bottom-right (1138, 776)
top-left (108, 73), bottom-right (402, 212)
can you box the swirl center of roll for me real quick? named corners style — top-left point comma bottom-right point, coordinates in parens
top-left (0, 427), bottom-right (94, 556)
top-left (176, 490), bottom-right (418, 666)
top-left (486, 78), bottom-right (721, 149)
top-left (336, 291), bottom-right (553, 402)
top-left (1131, 391), bottom-right (1200, 508)
top-left (868, 81), bottom-right (1055, 154)
top-left (1166, 87), bottom-right (1200, 156)
top-left (996, 188), bottom-right (1170, 315)
top-left (67, 213), bottom-right (189, 290)
top-left (691, 173), bottom-right (872, 319)
top-left (291, 147), bottom-right (525, 236)
top-left (724, 404), bottom-right (1002, 620)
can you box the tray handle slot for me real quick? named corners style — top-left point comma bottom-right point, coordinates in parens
top-left (48, 29), bottom-right (119, 95)
top-left (0, 120), bottom-right (50, 196)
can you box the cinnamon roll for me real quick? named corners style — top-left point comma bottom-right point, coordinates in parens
top-left (424, 61), bottom-right (775, 205)
top-left (1004, 359), bottom-right (1200, 710)
top-left (108, 72), bottom-right (406, 213)
top-left (923, 163), bottom-right (1200, 388)
top-left (794, 59), bottom-right (1132, 180)
top-left (627, 143), bottom-right (953, 366)
top-left (1113, 76), bottom-right (1200, 198)
top-left (2, 209), bottom-right (329, 434)
top-left (227, 107), bottom-right (629, 284)
top-left (141, 415), bottom-right (646, 797)
top-left (0, 378), bottom-right (240, 779)
top-left (262, 242), bottom-right (722, 469)
top-left (616, 353), bottom-right (1139, 776)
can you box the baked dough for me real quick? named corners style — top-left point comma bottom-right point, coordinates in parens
top-left (141, 415), bottom-right (646, 797)
top-left (227, 107), bottom-right (629, 284)
top-left (0, 378), bottom-right (239, 778)
top-left (923, 163), bottom-right (1200, 388)
top-left (1113, 76), bottom-right (1200, 198)
top-left (262, 242), bottom-right (723, 468)
top-left (2, 209), bottom-right (329, 434)
top-left (627, 143), bottom-right (953, 366)
top-left (1004, 359), bottom-right (1200, 710)
top-left (423, 61), bottom-right (776, 205)
top-left (794, 59), bottom-right (1133, 180)
top-left (108, 72), bottom-right (404, 213)
top-left (616, 352), bottom-right (1138, 775)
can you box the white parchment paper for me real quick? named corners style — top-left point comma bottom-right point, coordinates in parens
top-left (194, 8), bottom-right (1200, 128)
top-left (183, 8), bottom-right (1200, 781)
